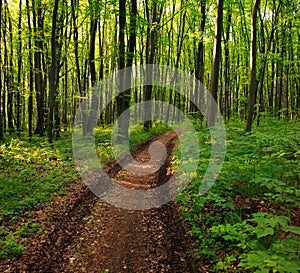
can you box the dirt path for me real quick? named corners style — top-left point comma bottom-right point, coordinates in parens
top-left (1, 131), bottom-right (199, 273)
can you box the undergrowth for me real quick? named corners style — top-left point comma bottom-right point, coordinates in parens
top-left (0, 122), bottom-right (169, 260)
top-left (95, 121), bottom-right (171, 165)
top-left (177, 119), bottom-right (300, 272)
top-left (0, 131), bottom-right (78, 259)
top-left (1, 119), bottom-right (299, 268)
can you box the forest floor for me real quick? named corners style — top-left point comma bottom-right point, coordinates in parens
top-left (0, 131), bottom-right (202, 273)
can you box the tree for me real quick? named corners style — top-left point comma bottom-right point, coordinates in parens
top-left (116, 0), bottom-right (127, 139)
top-left (245, 0), bottom-right (261, 132)
top-left (256, 1), bottom-right (281, 126)
top-left (86, 0), bottom-right (100, 134)
top-left (47, 0), bottom-right (60, 143)
top-left (116, 0), bottom-right (137, 139)
top-left (33, 0), bottom-right (45, 136)
top-left (0, 0), bottom-right (298, 141)
top-left (223, 5), bottom-right (231, 121)
top-left (208, 0), bottom-right (224, 126)
top-left (16, 0), bottom-right (22, 135)
top-left (26, 0), bottom-right (34, 137)
top-left (0, 0), bottom-right (3, 140)
top-left (144, 0), bottom-right (160, 130)
top-left (6, 2), bottom-right (15, 134)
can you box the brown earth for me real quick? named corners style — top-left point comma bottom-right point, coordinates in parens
top-left (0, 131), bottom-right (204, 273)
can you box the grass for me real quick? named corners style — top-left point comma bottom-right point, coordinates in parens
top-left (0, 132), bottom-right (78, 223)
top-left (0, 131), bottom-right (78, 260)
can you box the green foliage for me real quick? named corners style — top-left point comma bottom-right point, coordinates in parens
top-left (94, 122), bottom-right (171, 166)
top-left (0, 132), bottom-right (79, 259)
top-left (177, 119), bottom-right (300, 272)
top-left (0, 131), bottom-right (78, 222)
top-left (0, 219), bottom-right (45, 260)
top-left (15, 220), bottom-right (45, 238)
top-left (0, 237), bottom-right (24, 260)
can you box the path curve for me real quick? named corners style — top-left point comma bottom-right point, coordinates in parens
top-left (0, 131), bottom-right (199, 273)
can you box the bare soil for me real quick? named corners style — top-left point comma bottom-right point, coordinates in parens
top-left (0, 131), bottom-right (201, 273)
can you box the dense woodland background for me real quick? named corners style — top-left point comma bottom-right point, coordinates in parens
top-left (0, 0), bottom-right (299, 142)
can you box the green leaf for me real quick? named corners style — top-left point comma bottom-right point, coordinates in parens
top-left (256, 227), bottom-right (274, 238)
top-left (283, 226), bottom-right (300, 236)
top-left (240, 253), bottom-right (266, 268)
top-left (265, 259), bottom-right (277, 267)
top-left (254, 269), bottom-right (269, 273)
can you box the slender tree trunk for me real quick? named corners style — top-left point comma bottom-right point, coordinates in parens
top-left (2, 1), bottom-right (7, 134)
top-left (71, 0), bottom-right (85, 133)
top-left (86, 15), bottom-right (98, 134)
top-left (284, 58), bottom-right (289, 120)
top-left (124, 0), bottom-right (137, 128)
top-left (7, 4), bottom-right (14, 134)
top-left (47, 0), bottom-right (59, 143)
top-left (116, 0), bottom-right (137, 138)
top-left (98, 17), bottom-right (105, 125)
top-left (269, 40), bottom-right (276, 113)
top-left (70, 0), bottom-right (81, 91)
top-left (171, 8), bottom-right (186, 122)
top-left (16, 0), bottom-right (22, 135)
top-left (224, 7), bottom-right (231, 121)
top-left (194, 0), bottom-right (206, 128)
top-left (144, 0), bottom-right (159, 130)
top-left (296, 35), bottom-right (300, 118)
top-left (0, 0), bottom-right (3, 139)
top-left (257, 1), bottom-right (281, 125)
top-left (256, 8), bottom-right (266, 126)
top-left (127, 0), bottom-right (137, 69)
top-left (63, 52), bottom-right (68, 128)
top-left (238, 0), bottom-right (250, 50)
top-left (89, 19), bottom-right (97, 87)
top-left (26, 0), bottom-right (33, 137)
top-left (245, 0), bottom-right (261, 132)
top-left (164, 1), bottom-right (175, 124)
top-left (287, 21), bottom-right (296, 120)
top-left (208, 0), bottom-right (224, 126)
top-left (116, 0), bottom-right (127, 138)
top-left (33, 0), bottom-right (44, 136)
top-left (275, 22), bottom-right (285, 119)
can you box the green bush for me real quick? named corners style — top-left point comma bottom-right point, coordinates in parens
top-left (177, 119), bottom-right (300, 272)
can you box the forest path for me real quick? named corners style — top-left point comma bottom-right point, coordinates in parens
top-left (1, 131), bottom-right (199, 273)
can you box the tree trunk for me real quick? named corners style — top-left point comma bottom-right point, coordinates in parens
top-left (194, 0), bottom-right (206, 128)
top-left (224, 7), bottom-right (231, 121)
top-left (144, 0), bottom-right (159, 130)
top-left (171, 7), bottom-right (186, 123)
top-left (257, 1), bottom-right (281, 125)
top-left (7, 4), bottom-right (14, 134)
top-left (269, 39), bottom-right (276, 114)
top-left (0, 0), bottom-right (3, 139)
top-left (208, 0), bottom-right (224, 126)
top-left (47, 0), bottom-right (59, 143)
top-left (245, 0), bottom-right (261, 132)
top-left (26, 0), bottom-right (33, 137)
top-left (33, 0), bottom-right (45, 136)
top-left (86, 16), bottom-right (98, 134)
top-left (2, 1), bottom-right (7, 134)
top-left (116, 0), bottom-right (127, 138)
top-left (16, 0), bottom-right (22, 135)
top-left (275, 21), bottom-right (285, 119)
